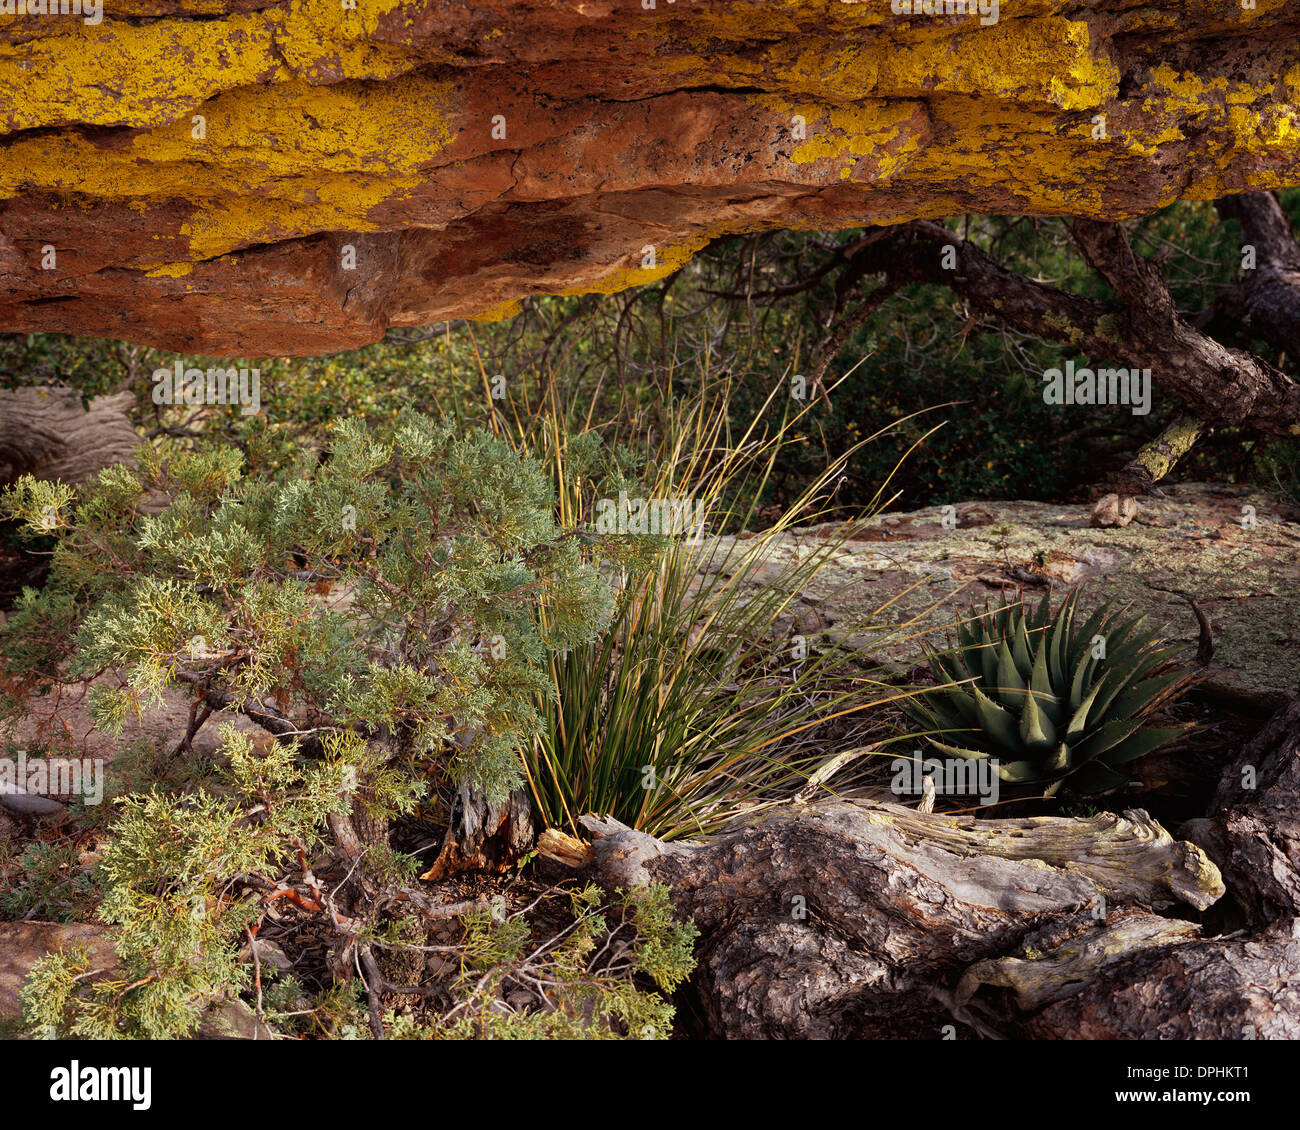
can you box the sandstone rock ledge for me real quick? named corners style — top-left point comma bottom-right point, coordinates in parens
top-left (1, 0), bottom-right (1298, 354)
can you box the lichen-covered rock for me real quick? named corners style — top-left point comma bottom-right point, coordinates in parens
top-left (1, 0), bottom-right (1298, 354)
top-left (712, 481), bottom-right (1300, 707)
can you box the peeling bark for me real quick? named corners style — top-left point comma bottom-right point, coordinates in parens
top-left (420, 783), bottom-right (535, 880)
top-left (1186, 694), bottom-right (1300, 927)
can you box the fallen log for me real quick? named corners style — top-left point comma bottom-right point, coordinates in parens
top-left (574, 801), bottom-right (1227, 1039)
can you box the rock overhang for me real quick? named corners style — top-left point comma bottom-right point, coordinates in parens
top-left (0, 0), bottom-right (1297, 354)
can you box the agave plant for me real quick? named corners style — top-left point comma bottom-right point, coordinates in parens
top-left (905, 590), bottom-right (1192, 796)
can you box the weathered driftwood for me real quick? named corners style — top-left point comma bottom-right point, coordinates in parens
top-left (956, 912), bottom-right (1201, 1012)
top-left (950, 905), bottom-right (1298, 1039)
top-left (0, 386), bottom-right (138, 487)
top-left (572, 800), bottom-right (1226, 1039)
top-left (566, 692), bottom-right (1300, 1039)
top-left (1008, 921), bottom-right (1300, 1040)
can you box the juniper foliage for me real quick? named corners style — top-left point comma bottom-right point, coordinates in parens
top-left (2, 415), bottom-right (612, 800)
top-left (4, 415), bottom-right (701, 1039)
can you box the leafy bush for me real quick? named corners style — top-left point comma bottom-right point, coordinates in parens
top-left (2, 414), bottom-right (609, 802)
top-left (408, 883), bottom-right (698, 1040)
top-left (20, 728), bottom-right (697, 1040)
top-left (0, 840), bottom-right (101, 923)
top-left (20, 728), bottom-right (352, 1038)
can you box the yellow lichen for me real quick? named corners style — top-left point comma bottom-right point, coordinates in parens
top-left (145, 261), bottom-right (194, 279)
top-left (0, 0), bottom-right (419, 133)
top-left (752, 96), bottom-right (927, 183)
top-left (0, 0), bottom-right (1296, 327)
top-left (556, 233), bottom-right (717, 299)
top-left (468, 297), bottom-right (523, 323)
top-left (0, 74), bottom-right (459, 262)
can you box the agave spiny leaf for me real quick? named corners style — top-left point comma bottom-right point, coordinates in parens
top-left (1087, 648), bottom-right (1181, 720)
top-left (1069, 601), bottom-right (1114, 666)
top-left (993, 758), bottom-right (1047, 783)
top-left (1066, 676), bottom-right (1108, 739)
top-left (1029, 589), bottom-right (1053, 632)
top-left (1068, 717), bottom-right (1147, 765)
top-left (1029, 633), bottom-right (1060, 724)
top-left (972, 683), bottom-right (1022, 752)
top-left (1011, 608), bottom-right (1034, 678)
top-left (903, 590), bottom-right (1192, 799)
top-left (1110, 668), bottom-right (1192, 720)
top-left (1067, 650), bottom-right (1099, 712)
top-left (1050, 590), bottom-right (1079, 682)
top-left (1103, 613), bottom-right (1152, 656)
top-left (1103, 725), bottom-right (1187, 766)
top-left (926, 738), bottom-right (993, 762)
top-left (995, 640), bottom-right (1028, 710)
top-left (937, 644), bottom-right (977, 685)
top-left (1018, 689), bottom-right (1057, 752)
top-left (975, 633), bottom-right (999, 688)
top-left (920, 688), bottom-right (979, 732)
top-left (994, 601), bottom-right (1011, 640)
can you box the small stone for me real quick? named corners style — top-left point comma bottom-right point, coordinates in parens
top-left (426, 953), bottom-right (455, 978)
top-left (1090, 493), bottom-right (1140, 528)
top-left (197, 998), bottom-right (280, 1041)
top-left (0, 784), bottom-right (68, 819)
top-left (239, 938), bottom-right (293, 974)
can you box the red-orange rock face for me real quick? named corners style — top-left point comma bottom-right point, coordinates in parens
top-left (0, 0), bottom-right (1298, 355)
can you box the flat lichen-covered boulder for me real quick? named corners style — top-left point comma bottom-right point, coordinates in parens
top-left (714, 482), bottom-right (1300, 707)
top-left (0, 0), bottom-right (1299, 354)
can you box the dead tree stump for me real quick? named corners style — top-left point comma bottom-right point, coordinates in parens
top-left (568, 717), bottom-right (1300, 1041)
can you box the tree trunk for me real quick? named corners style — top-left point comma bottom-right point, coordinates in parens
top-left (1213, 192), bottom-right (1300, 363)
top-left (0, 386), bottom-right (138, 487)
top-left (1184, 694), bottom-right (1300, 927)
top-left (420, 782), bottom-right (535, 880)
